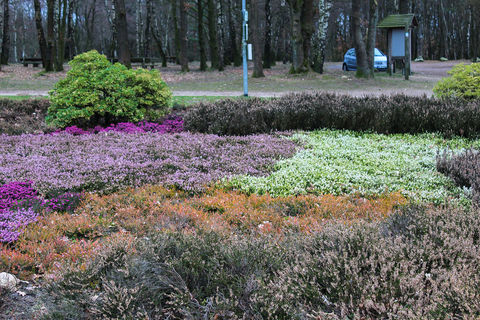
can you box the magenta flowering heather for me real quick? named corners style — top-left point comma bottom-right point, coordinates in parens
top-left (56, 117), bottom-right (184, 136)
top-left (0, 182), bottom-right (85, 242)
top-left (0, 132), bottom-right (297, 195)
top-left (0, 207), bottom-right (38, 243)
top-left (46, 192), bottom-right (84, 214)
top-left (0, 181), bottom-right (40, 213)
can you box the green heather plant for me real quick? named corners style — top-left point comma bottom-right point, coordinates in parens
top-left (434, 63), bottom-right (480, 100)
top-left (227, 130), bottom-right (479, 203)
top-left (46, 50), bottom-right (172, 128)
top-left (437, 148), bottom-right (480, 204)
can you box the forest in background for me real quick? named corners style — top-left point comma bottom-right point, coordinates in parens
top-left (0, 0), bottom-right (478, 76)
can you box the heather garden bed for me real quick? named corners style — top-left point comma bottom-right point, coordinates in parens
top-left (2, 89), bottom-right (480, 318)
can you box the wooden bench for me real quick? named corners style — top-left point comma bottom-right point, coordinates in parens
top-left (131, 57), bottom-right (162, 69)
top-left (22, 58), bottom-right (43, 68)
top-left (108, 57), bottom-right (163, 69)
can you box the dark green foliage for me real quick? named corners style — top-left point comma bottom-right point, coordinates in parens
top-left (437, 149), bottom-right (480, 203)
top-left (42, 205), bottom-right (480, 319)
top-left (0, 98), bottom-right (50, 135)
top-left (184, 92), bottom-right (480, 137)
top-left (46, 50), bottom-right (172, 128)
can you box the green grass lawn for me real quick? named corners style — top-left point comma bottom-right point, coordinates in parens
top-left (0, 95), bottom-right (47, 100)
top-left (169, 71), bottom-right (435, 93)
top-left (172, 95), bottom-right (237, 105)
top-left (0, 78), bottom-right (58, 91)
top-left (0, 95), bottom-right (235, 105)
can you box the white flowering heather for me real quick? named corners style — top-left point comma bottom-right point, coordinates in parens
top-left (228, 130), bottom-right (480, 202)
top-left (0, 132), bottom-right (297, 195)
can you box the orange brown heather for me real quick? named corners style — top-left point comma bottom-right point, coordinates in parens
top-left (0, 186), bottom-right (407, 279)
top-left (82, 186), bottom-right (408, 234)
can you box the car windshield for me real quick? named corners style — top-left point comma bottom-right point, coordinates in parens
top-left (374, 49), bottom-right (384, 57)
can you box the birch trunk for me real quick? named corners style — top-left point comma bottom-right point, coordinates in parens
top-left (312, 0), bottom-right (332, 73)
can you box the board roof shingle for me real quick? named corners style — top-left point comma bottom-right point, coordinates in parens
top-left (378, 14), bottom-right (418, 28)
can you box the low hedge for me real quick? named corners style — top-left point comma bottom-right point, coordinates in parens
top-left (0, 99), bottom-right (50, 135)
top-left (184, 93), bottom-right (480, 137)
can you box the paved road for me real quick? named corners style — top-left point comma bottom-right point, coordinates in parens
top-left (0, 89), bottom-right (433, 98)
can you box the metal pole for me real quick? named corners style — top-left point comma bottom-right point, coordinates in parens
top-left (242, 0), bottom-right (248, 97)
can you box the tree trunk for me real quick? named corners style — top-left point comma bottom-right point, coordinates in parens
top-left (65, 0), bottom-right (75, 60)
top-left (104, 0), bottom-right (116, 58)
top-left (135, 0), bottom-right (140, 56)
top-left (312, 0), bottom-right (332, 74)
top-left (216, 0), bottom-right (225, 71)
top-left (366, 0), bottom-right (378, 78)
top-left (56, 0), bottom-right (68, 71)
top-left (301, 0), bottom-right (314, 69)
top-left (352, 0), bottom-right (369, 78)
top-left (197, 0), bottom-right (207, 71)
top-left (12, 4), bottom-right (16, 62)
top-left (113, 0), bottom-right (131, 68)
top-left (33, 0), bottom-right (48, 69)
top-left (1, 0), bottom-right (10, 65)
top-left (288, 0), bottom-right (306, 73)
top-left (46, 0), bottom-right (55, 72)
top-left (151, 29), bottom-right (167, 67)
top-left (179, 0), bottom-right (189, 72)
top-left (151, 0), bottom-right (166, 67)
top-left (207, 0), bottom-right (220, 69)
top-left (144, 0), bottom-right (153, 58)
top-left (170, 0), bottom-right (180, 64)
top-left (227, 0), bottom-right (241, 66)
top-left (399, 0), bottom-right (409, 14)
top-left (263, 0), bottom-right (273, 68)
top-left (85, 0), bottom-right (96, 50)
top-left (251, 0), bottom-right (265, 78)
top-left (439, 0), bottom-right (449, 58)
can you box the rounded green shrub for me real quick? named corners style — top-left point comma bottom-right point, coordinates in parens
top-left (434, 63), bottom-right (480, 100)
top-left (46, 50), bottom-right (172, 128)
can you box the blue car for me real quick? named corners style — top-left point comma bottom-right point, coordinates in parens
top-left (342, 48), bottom-right (388, 71)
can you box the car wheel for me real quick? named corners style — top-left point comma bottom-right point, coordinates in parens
top-left (342, 63), bottom-right (349, 71)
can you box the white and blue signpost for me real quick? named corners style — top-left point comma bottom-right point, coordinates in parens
top-left (242, 0), bottom-right (248, 96)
